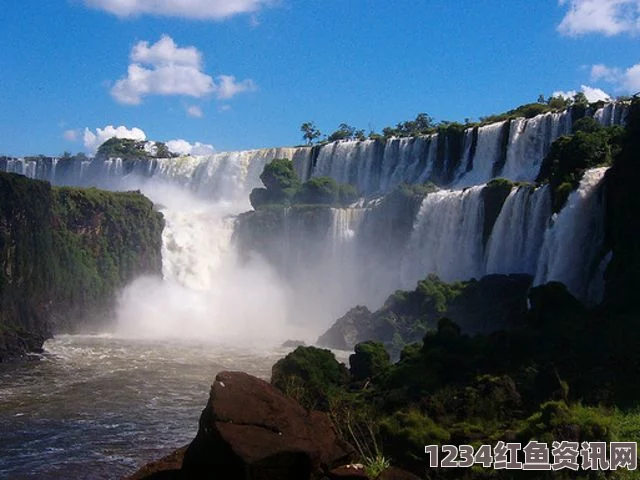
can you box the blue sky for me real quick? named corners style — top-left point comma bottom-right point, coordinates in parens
top-left (1, 0), bottom-right (639, 156)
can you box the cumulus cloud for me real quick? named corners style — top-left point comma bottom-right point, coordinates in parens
top-left (557, 0), bottom-right (640, 36)
top-left (216, 75), bottom-right (257, 99)
top-left (84, 125), bottom-right (147, 153)
top-left (84, 0), bottom-right (274, 20)
top-left (590, 64), bottom-right (622, 83)
top-left (166, 139), bottom-right (215, 156)
top-left (186, 105), bottom-right (204, 118)
top-left (552, 84), bottom-right (612, 102)
top-left (589, 62), bottom-right (640, 92)
top-left (63, 129), bottom-right (80, 142)
top-left (111, 35), bottom-right (257, 105)
top-left (111, 36), bottom-right (214, 105)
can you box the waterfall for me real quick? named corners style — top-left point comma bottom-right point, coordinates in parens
top-left (500, 110), bottom-right (572, 182)
top-left (485, 185), bottom-right (552, 275)
top-left (454, 121), bottom-right (505, 187)
top-left (533, 167), bottom-right (609, 302)
top-left (3, 102), bottom-right (626, 197)
top-left (400, 186), bottom-right (485, 286)
top-left (594, 103), bottom-right (628, 127)
top-left (0, 102), bottom-right (627, 327)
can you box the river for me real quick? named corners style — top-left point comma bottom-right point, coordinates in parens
top-left (0, 335), bottom-right (301, 479)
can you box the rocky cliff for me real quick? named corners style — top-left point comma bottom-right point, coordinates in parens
top-left (0, 172), bottom-right (164, 360)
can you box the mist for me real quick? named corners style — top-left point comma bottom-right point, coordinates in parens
top-left (113, 181), bottom-right (316, 346)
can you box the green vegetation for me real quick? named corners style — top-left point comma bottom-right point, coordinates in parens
top-left (318, 273), bottom-right (532, 357)
top-left (300, 121), bottom-right (322, 145)
top-left (274, 278), bottom-right (640, 478)
top-left (275, 98), bottom-right (640, 475)
top-left (249, 158), bottom-right (359, 209)
top-left (271, 345), bottom-right (349, 411)
top-left (301, 93), bottom-right (610, 145)
top-left (50, 186), bottom-right (164, 331)
top-left (96, 137), bottom-right (173, 160)
top-left (327, 123), bottom-right (365, 142)
top-left (0, 173), bottom-right (164, 359)
top-left (537, 122), bottom-right (624, 212)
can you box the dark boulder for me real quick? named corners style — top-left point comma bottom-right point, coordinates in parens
top-left (181, 371), bottom-right (353, 480)
top-left (316, 306), bottom-right (373, 350)
top-left (125, 446), bottom-right (187, 480)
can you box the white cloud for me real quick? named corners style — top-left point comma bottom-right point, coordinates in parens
top-left (590, 64), bottom-right (622, 83)
top-left (111, 36), bottom-right (257, 105)
top-left (553, 89), bottom-right (578, 99)
top-left (84, 0), bottom-right (274, 20)
top-left (166, 139), bottom-right (215, 156)
top-left (63, 129), bottom-right (79, 142)
top-left (558, 0), bottom-right (640, 36)
top-left (589, 62), bottom-right (640, 92)
top-left (186, 105), bottom-right (204, 118)
top-left (552, 84), bottom-right (612, 102)
top-left (111, 36), bottom-right (215, 105)
top-left (132, 35), bottom-right (202, 67)
top-left (216, 75), bottom-right (257, 99)
top-left (83, 125), bottom-right (147, 153)
top-left (620, 64), bottom-right (640, 91)
top-left (580, 85), bottom-right (613, 101)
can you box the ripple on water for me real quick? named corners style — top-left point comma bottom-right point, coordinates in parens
top-left (0, 334), bottom-right (305, 479)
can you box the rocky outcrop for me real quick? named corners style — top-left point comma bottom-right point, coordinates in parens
top-left (0, 172), bottom-right (164, 360)
top-left (126, 446), bottom-right (187, 480)
top-left (181, 371), bottom-right (352, 479)
top-left (318, 274), bottom-right (533, 354)
top-left (127, 371), bottom-right (428, 480)
top-left (317, 306), bottom-right (373, 351)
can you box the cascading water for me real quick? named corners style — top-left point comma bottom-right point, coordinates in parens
top-left (485, 185), bottom-right (552, 275)
top-left (454, 121), bottom-right (505, 187)
top-left (533, 167), bottom-right (609, 303)
top-left (500, 110), bottom-right (572, 181)
top-left (400, 186), bottom-right (486, 285)
top-left (0, 103), bottom-right (628, 329)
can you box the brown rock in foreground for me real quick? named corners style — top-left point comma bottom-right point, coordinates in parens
top-left (180, 371), bottom-right (354, 479)
top-left (126, 446), bottom-right (187, 479)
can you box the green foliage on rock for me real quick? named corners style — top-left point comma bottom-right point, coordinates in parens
top-left (327, 123), bottom-right (365, 142)
top-left (0, 172), bottom-right (164, 359)
top-left (318, 273), bottom-right (532, 358)
top-left (259, 158), bottom-right (301, 201)
top-left (96, 137), bottom-right (173, 161)
top-left (250, 158), bottom-right (360, 209)
top-left (537, 125), bottom-right (624, 212)
top-left (293, 176), bottom-right (340, 205)
top-left (271, 345), bottom-right (350, 410)
top-left (349, 341), bottom-right (391, 382)
top-left (50, 187), bottom-right (164, 331)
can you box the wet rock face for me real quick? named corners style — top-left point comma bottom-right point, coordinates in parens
top-left (316, 306), bottom-right (373, 351)
top-left (181, 371), bottom-right (353, 480)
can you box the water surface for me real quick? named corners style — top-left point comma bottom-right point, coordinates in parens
top-left (0, 335), bottom-right (295, 479)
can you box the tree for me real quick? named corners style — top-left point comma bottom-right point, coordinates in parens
top-left (294, 176), bottom-right (340, 204)
top-left (328, 123), bottom-right (358, 142)
top-left (572, 92), bottom-right (589, 108)
top-left (300, 122), bottom-right (321, 145)
top-left (254, 158), bottom-right (301, 205)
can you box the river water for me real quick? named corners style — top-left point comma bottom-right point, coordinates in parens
top-left (0, 335), bottom-right (303, 479)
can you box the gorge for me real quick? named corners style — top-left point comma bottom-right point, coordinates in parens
top-left (0, 102), bottom-right (626, 340)
top-left (0, 99), bottom-right (635, 478)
